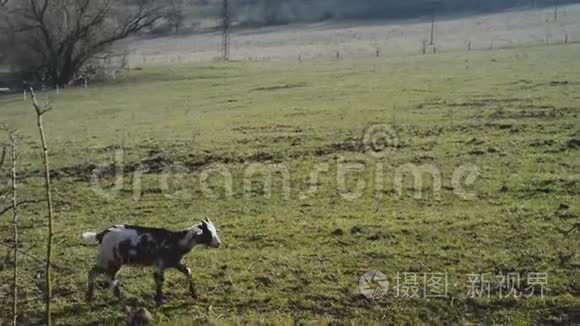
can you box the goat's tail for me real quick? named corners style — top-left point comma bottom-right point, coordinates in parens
top-left (82, 232), bottom-right (99, 245)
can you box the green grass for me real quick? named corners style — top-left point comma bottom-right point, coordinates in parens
top-left (1, 44), bottom-right (579, 325)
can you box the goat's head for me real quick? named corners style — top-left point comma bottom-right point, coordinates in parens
top-left (181, 218), bottom-right (222, 249)
top-left (196, 217), bottom-right (221, 248)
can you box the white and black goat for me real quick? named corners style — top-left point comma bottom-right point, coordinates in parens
top-left (82, 218), bottom-right (221, 304)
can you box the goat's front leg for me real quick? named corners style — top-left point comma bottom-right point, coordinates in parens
top-left (175, 262), bottom-right (197, 299)
top-left (87, 266), bottom-right (101, 303)
top-left (153, 264), bottom-right (166, 305)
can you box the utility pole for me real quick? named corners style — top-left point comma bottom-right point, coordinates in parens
top-left (426, 1), bottom-right (441, 46)
top-left (429, 14), bottom-right (435, 45)
top-left (553, 0), bottom-right (559, 22)
top-left (221, 0), bottom-right (231, 60)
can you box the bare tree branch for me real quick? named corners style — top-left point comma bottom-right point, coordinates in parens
top-left (0, 242), bottom-right (72, 273)
top-left (0, 130), bottom-right (11, 209)
top-left (0, 199), bottom-right (70, 218)
top-left (9, 131), bottom-right (18, 325)
top-left (0, 199), bottom-right (45, 217)
top-left (28, 87), bottom-right (51, 115)
top-left (0, 144), bottom-right (6, 168)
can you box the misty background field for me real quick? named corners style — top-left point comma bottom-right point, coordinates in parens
top-left (116, 4), bottom-right (580, 66)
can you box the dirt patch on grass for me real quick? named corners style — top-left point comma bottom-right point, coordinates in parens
top-left (530, 139), bottom-right (558, 147)
top-left (417, 97), bottom-right (531, 110)
top-left (32, 145), bottom-right (295, 181)
top-left (311, 134), bottom-right (402, 157)
top-left (567, 138), bottom-right (580, 149)
top-left (450, 98), bottom-right (527, 108)
top-left (250, 82), bottom-right (308, 92)
top-left (522, 177), bottom-right (580, 196)
top-left (233, 124), bottom-right (305, 134)
top-left (489, 108), bottom-right (564, 120)
top-left (483, 122), bottom-right (523, 133)
top-left (236, 134), bottom-right (304, 146)
top-left (127, 149), bottom-right (174, 173)
top-left (548, 80), bottom-right (573, 86)
top-left (29, 149), bottom-right (231, 181)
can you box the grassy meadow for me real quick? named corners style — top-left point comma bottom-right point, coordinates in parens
top-left (0, 44), bottom-right (579, 324)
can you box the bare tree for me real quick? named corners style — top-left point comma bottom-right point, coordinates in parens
top-left (2, 0), bottom-right (166, 86)
top-left (167, 0), bottom-right (186, 34)
top-left (28, 88), bottom-right (55, 326)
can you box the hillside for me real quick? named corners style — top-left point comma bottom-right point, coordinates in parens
top-left (121, 4), bottom-right (580, 66)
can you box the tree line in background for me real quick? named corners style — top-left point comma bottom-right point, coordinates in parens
top-left (230, 0), bottom-right (576, 26)
top-left (0, 0), bottom-right (576, 87)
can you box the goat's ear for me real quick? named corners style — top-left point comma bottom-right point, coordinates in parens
top-left (205, 217), bottom-right (211, 223)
